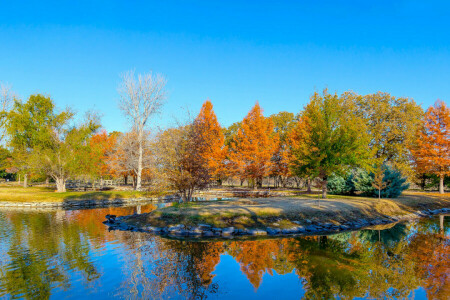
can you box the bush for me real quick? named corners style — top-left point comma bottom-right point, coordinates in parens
top-left (352, 169), bottom-right (374, 196)
top-left (380, 166), bottom-right (409, 198)
top-left (327, 173), bottom-right (355, 195)
top-left (353, 165), bottom-right (409, 198)
top-left (330, 166), bottom-right (409, 198)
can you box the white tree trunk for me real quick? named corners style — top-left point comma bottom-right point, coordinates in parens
top-left (439, 175), bottom-right (444, 194)
top-left (23, 174), bottom-right (28, 188)
top-left (56, 178), bottom-right (66, 193)
top-left (136, 140), bottom-right (143, 190)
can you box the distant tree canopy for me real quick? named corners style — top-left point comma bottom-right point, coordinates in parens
top-left (0, 83), bottom-right (446, 196)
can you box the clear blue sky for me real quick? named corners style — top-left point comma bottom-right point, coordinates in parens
top-left (1, 1), bottom-right (449, 132)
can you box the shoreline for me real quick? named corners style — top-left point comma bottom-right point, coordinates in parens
top-left (103, 193), bottom-right (450, 239)
top-left (0, 195), bottom-right (178, 209)
top-left (104, 206), bottom-right (450, 239)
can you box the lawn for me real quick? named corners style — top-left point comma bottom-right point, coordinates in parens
top-left (0, 185), bottom-right (158, 203)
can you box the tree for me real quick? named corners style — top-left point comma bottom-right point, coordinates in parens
top-left (411, 100), bottom-right (450, 194)
top-left (223, 122), bottom-right (241, 147)
top-left (0, 82), bottom-right (14, 143)
top-left (193, 100), bottom-right (228, 184)
top-left (154, 124), bottom-right (210, 201)
top-left (229, 103), bottom-right (278, 189)
top-left (33, 115), bottom-right (100, 192)
top-left (89, 130), bottom-right (118, 179)
top-left (351, 92), bottom-right (423, 176)
top-left (109, 131), bottom-right (153, 188)
top-left (290, 90), bottom-right (371, 198)
top-left (6, 94), bottom-right (72, 188)
top-left (269, 112), bottom-right (296, 187)
top-left (118, 70), bottom-right (167, 190)
top-left (372, 166), bottom-right (387, 200)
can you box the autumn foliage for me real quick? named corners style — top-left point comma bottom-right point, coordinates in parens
top-left (412, 100), bottom-right (450, 194)
top-left (228, 103), bottom-right (279, 189)
top-left (193, 100), bottom-right (228, 183)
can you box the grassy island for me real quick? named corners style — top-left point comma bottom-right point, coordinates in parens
top-left (121, 192), bottom-right (450, 230)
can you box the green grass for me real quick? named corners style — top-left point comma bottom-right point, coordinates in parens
top-left (0, 185), bottom-right (163, 203)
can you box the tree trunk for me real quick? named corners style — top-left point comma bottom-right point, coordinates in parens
top-left (23, 174), bottom-right (28, 188)
top-left (132, 176), bottom-right (137, 190)
top-left (56, 178), bottom-right (66, 193)
top-left (322, 176), bottom-right (327, 199)
top-left (439, 174), bottom-right (444, 194)
top-left (136, 138), bottom-right (143, 190)
top-left (421, 174), bottom-right (426, 190)
top-left (378, 189), bottom-right (381, 200)
top-left (306, 178), bottom-right (312, 193)
top-left (124, 175), bottom-right (128, 185)
top-left (45, 177), bottom-right (50, 186)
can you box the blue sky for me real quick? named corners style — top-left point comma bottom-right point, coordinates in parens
top-left (0, 1), bottom-right (449, 132)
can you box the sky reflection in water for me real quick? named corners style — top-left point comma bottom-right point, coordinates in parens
top-left (0, 205), bottom-right (448, 299)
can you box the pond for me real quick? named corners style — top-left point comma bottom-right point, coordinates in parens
top-left (0, 204), bottom-right (448, 299)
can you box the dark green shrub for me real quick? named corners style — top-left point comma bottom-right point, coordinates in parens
top-left (327, 172), bottom-right (356, 195)
top-left (353, 165), bottom-right (409, 198)
top-left (380, 165), bottom-right (409, 198)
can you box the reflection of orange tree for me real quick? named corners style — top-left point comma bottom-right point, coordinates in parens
top-left (227, 239), bottom-right (295, 289)
top-left (409, 231), bottom-right (450, 299)
top-left (65, 205), bottom-right (157, 244)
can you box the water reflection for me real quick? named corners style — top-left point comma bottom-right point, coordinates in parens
top-left (0, 205), bottom-right (448, 299)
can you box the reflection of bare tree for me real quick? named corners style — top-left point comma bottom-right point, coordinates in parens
top-left (113, 232), bottom-right (223, 299)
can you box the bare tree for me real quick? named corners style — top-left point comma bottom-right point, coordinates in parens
top-left (118, 70), bottom-right (167, 190)
top-left (109, 131), bottom-right (154, 189)
top-left (0, 82), bottom-right (15, 142)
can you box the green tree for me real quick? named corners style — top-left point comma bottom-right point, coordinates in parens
top-left (290, 90), bottom-right (371, 198)
top-left (32, 114), bottom-right (100, 192)
top-left (6, 94), bottom-right (72, 187)
top-left (351, 92), bottom-right (423, 176)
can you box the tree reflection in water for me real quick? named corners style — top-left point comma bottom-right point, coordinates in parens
top-left (0, 207), bottom-right (448, 299)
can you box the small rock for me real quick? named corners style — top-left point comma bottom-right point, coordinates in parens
top-left (198, 224), bottom-right (212, 230)
top-left (248, 229), bottom-right (267, 236)
top-left (203, 231), bottom-right (214, 237)
top-left (222, 227), bottom-right (235, 236)
top-left (266, 228), bottom-right (281, 235)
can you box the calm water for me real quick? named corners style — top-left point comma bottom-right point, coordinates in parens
top-left (0, 204), bottom-right (448, 300)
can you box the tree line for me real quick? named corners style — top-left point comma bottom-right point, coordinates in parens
top-left (0, 73), bottom-right (448, 199)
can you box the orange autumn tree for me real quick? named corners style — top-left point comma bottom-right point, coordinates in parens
top-left (89, 130), bottom-right (118, 178)
top-left (229, 102), bottom-right (278, 189)
top-left (412, 100), bottom-right (450, 194)
top-left (193, 100), bottom-right (228, 184)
